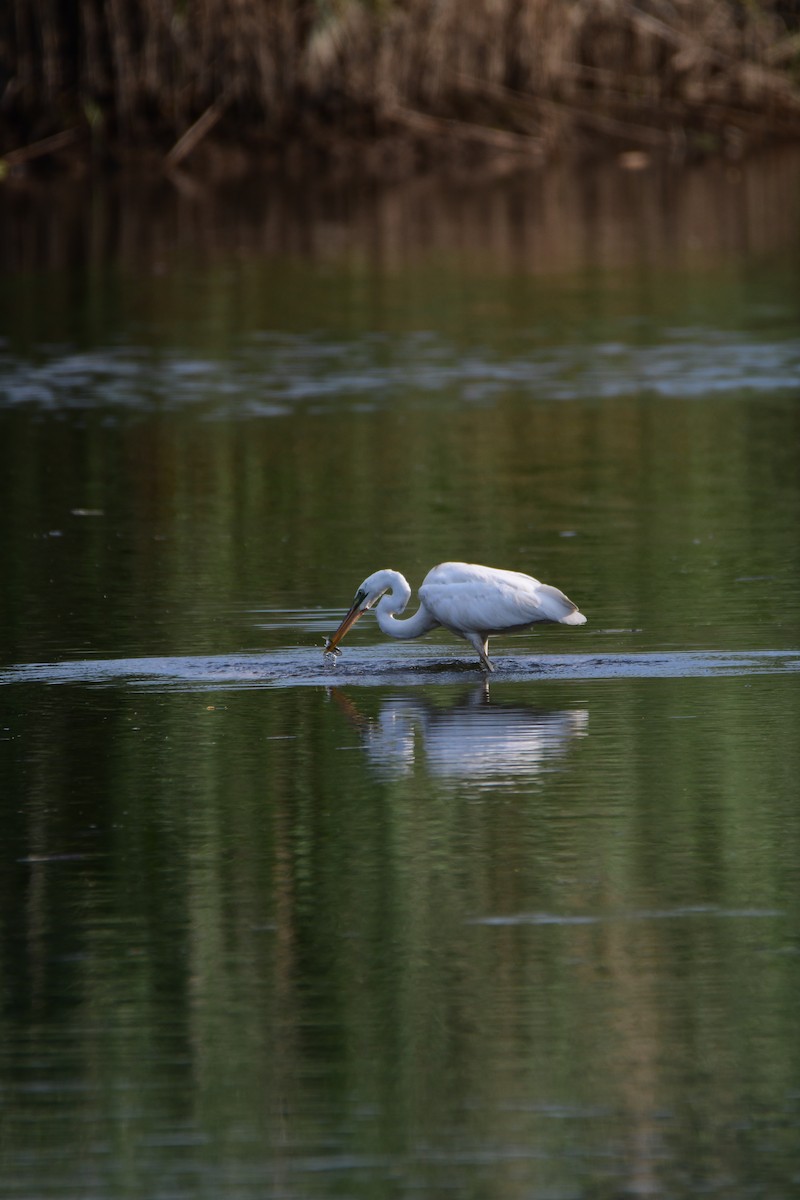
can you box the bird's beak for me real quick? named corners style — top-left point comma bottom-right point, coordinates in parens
top-left (326, 593), bottom-right (367, 652)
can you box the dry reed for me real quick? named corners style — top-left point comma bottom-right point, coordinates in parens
top-left (2, 0), bottom-right (800, 170)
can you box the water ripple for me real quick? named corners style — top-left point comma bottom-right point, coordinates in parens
top-left (471, 906), bottom-right (784, 926)
top-left (1, 649), bottom-right (798, 690)
top-left (1, 331), bottom-right (799, 412)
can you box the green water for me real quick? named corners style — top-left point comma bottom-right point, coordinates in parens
top-left (1, 154), bottom-right (800, 1198)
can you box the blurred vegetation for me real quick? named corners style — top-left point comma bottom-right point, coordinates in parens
top-left (3, 1), bottom-right (800, 175)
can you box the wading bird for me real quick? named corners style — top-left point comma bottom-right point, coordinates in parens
top-left (324, 561), bottom-right (586, 672)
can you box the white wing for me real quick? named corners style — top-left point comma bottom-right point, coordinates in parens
top-left (419, 561), bottom-right (585, 634)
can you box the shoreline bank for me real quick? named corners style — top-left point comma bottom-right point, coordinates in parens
top-left (3, 1), bottom-right (800, 183)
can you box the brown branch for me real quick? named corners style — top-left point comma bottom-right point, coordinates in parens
top-left (165, 93), bottom-right (231, 169)
top-left (1, 128), bottom-right (82, 169)
top-left (451, 73), bottom-right (669, 146)
top-left (383, 103), bottom-right (544, 156)
top-left (628, 5), bottom-right (800, 108)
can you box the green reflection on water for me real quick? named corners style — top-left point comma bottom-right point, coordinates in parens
top-left (1, 677), bottom-right (800, 1198)
top-left (1, 387), bottom-right (798, 664)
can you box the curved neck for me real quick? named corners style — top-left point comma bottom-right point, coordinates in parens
top-left (375, 586), bottom-right (438, 641)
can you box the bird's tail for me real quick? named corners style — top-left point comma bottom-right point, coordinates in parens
top-left (536, 583), bottom-right (587, 625)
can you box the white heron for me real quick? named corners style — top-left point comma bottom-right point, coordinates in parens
top-left (324, 561), bottom-right (587, 672)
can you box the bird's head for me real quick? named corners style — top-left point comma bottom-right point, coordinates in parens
top-left (324, 570), bottom-right (397, 654)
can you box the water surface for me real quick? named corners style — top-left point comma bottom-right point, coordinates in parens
top-left (2, 152), bottom-right (800, 1198)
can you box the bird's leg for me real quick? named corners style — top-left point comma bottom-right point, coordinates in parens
top-left (466, 632), bottom-right (495, 672)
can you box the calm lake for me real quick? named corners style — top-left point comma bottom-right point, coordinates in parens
top-left (1, 149), bottom-right (800, 1199)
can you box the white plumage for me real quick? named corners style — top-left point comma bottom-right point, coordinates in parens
top-left (325, 561), bottom-right (587, 671)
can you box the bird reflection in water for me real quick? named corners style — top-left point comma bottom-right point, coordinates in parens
top-left (330, 687), bottom-right (588, 784)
